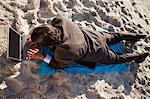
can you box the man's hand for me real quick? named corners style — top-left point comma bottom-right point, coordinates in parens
top-left (25, 37), bottom-right (45, 60)
top-left (27, 48), bottom-right (45, 60)
top-left (25, 38), bottom-right (38, 49)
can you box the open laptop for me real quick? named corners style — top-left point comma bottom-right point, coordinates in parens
top-left (7, 27), bottom-right (30, 61)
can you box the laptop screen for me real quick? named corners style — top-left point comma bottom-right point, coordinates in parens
top-left (8, 27), bottom-right (21, 60)
top-left (7, 27), bottom-right (30, 61)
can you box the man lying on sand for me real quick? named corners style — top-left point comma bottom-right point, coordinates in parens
top-left (26, 16), bottom-right (149, 69)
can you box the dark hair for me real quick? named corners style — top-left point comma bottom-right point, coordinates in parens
top-left (31, 25), bottom-right (62, 47)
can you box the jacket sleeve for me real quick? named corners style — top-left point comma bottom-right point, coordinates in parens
top-left (49, 46), bottom-right (75, 69)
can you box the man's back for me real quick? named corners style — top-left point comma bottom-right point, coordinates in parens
top-left (51, 16), bottom-right (105, 67)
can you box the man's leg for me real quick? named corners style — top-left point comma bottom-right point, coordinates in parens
top-left (101, 32), bottom-right (119, 45)
top-left (101, 32), bottom-right (146, 45)
top-left (116, 52), bottom-right (149, 63)
top-left (98, 45), bottom-right (119, 64)
top-left (98, 45), bottom-right (149, 64)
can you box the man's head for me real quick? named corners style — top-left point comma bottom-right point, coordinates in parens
top-left (31, 25), bottom-right (62, 47)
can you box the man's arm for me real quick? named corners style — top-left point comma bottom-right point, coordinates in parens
top-left (27, 46), bottom-right (75, 69)
top-left (49, 46), bottom-right (75, 69)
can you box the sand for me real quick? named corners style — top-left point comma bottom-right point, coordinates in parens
top-left (0, 0), bottom-right (150, 99)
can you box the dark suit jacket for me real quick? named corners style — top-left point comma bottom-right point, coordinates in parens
top-left (49, 16), bottom-right (106, 69)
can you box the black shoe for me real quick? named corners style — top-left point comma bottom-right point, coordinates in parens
top-left (131, 34), bottom-right (146, 42)
top-left (118, 52), bottom-right (149, 63)
top-left (115, 33), bottom-right (146, 42)
top-left (133, 52), bottom-right (149, 63)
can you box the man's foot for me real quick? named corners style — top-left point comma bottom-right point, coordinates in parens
top-left (133, 52), bottom-right (149, 63)
top-left (118, 52), bottom-right (149, 63)
top-left (115, 32), bottom-right (146, 42)
top-left (131, 34), bottom-right (146, 42)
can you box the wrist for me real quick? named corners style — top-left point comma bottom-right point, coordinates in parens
top-left (40, 54), bottom-right (46, 60)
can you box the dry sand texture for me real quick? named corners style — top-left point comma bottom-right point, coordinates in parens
top-left (0, 0), bottom-right (150, 99)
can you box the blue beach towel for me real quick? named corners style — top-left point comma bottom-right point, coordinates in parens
top-left (38, 29), bottom-right (128, 75)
